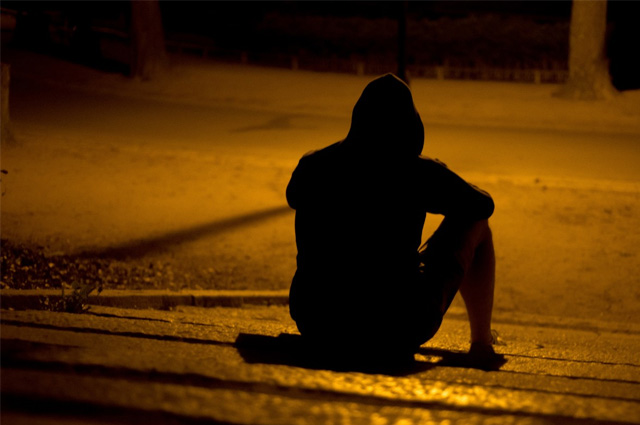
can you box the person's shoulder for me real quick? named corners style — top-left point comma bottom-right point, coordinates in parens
top-left (416, 156), bottom-right (452, 177)
top-left (418, 155), bottom-right (449, 169)
top-left (298, 141), bottom-right (343, 165)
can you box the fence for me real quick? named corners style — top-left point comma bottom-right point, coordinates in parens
top-left (166, 40), bottom-right (568, 85)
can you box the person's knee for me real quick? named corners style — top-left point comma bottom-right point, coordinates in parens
top-left (424, 218), bottom-right (492, 272)
top-left (472, 219), bottom-right (495, 270)
top-left (455, 219), bottom-right (492, 268)
top-left (468, 219), bottom-right (491, 243)
top-left (486, 220), bottom-right (495, 246)
top-left (475, 218), bottom-right (490, 230)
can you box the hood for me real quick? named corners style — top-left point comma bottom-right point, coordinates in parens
top-left (344, 73), bottom-right (424, 158)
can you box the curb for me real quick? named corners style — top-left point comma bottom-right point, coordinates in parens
top-left (0, 289), bottom-right (290, 311)
top-left (2, 289), bottom-right (639, 335)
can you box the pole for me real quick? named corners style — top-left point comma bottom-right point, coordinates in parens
top-left (397, 1), bottom-right (409, 84)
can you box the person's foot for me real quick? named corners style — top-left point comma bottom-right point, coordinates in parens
top-left (467, 332), bottom-right (506, 371)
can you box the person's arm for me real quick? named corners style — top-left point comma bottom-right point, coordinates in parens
top-left (286, 152), bottom-right (316, 210)
top-left (422, 158), bottom-right (494, 219)
top-left (286, 163), bottom-right (303, 210)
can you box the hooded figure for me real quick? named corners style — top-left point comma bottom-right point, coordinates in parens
top-left (344, 73), bottom-right (424, 159)
top-left (286, 74), bottom-right (495, 364)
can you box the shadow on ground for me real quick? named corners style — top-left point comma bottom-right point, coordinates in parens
top-left (235, 333), bottom-right (506, 375)
top-left (76, 205), bottom-right (292, 260)
top-left (1, 205), bottom-right (293, 291)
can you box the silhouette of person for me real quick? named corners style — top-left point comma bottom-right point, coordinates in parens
top-left (287, 74), bottom-right (500, 368)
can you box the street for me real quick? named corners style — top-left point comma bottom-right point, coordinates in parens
top-left (3, 57), bottom-right (639, 322)
top-left (9, 75), bottom-right (640, 183)
top-left (2, 49), bottom-right (640, 425)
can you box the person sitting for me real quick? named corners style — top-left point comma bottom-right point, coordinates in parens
top-left (286, 74), bottom-right (503, 370)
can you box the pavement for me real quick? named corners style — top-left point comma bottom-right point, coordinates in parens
top-left (2, 292), bottom-right (640, 425)
top-left (2, 50), bottom-right (640, 423)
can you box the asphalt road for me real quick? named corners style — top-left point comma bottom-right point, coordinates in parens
top-left (3, 57), bottom-right (640, 425)
top-left (4, 70), bottom-right (640, 324)
top-left (10, 76), bottom-right (640, 184)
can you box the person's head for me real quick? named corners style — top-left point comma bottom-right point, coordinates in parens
top-left (345, 73), bottom-right (424, 159)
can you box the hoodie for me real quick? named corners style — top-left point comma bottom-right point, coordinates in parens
top-left (343, 73), bottom-right (424, 159)
top-left (286, 73), bottom-right (494, 332)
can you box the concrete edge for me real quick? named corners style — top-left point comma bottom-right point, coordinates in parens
top-left (2, 289), bottom-right (639, 335)
top-left (0, 289), bottom-right (290, 311)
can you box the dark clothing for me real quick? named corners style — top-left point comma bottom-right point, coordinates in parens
top-left (286, 74), bottom-right (494, 353)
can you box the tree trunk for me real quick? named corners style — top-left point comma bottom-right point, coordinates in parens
top-left (556, 0), bottom-right (617, 100)
top-left (130, 0), bottom-right (167, 81)
top-left (1, 63), bottom-right (15, 146)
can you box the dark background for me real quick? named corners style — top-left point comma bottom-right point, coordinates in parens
top-left (2, 1), bottom-right (639, 89)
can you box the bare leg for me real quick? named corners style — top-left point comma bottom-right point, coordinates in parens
top-left (457, 220), bottom-right (495, 346)
top-left (421, 218), bottom-right (503, 369)
top-left (420, 218), bottom-right (496, 346)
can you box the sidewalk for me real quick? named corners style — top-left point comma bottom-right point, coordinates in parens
top-left (2, 302), bottom-right (640, 424)
top-left (2, 49), bottom-right (640, 423)
top-left (4, 48), bottom-right (640, 135)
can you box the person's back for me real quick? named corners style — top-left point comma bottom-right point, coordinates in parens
top-left (287, 74), bottom-right (500, 367)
